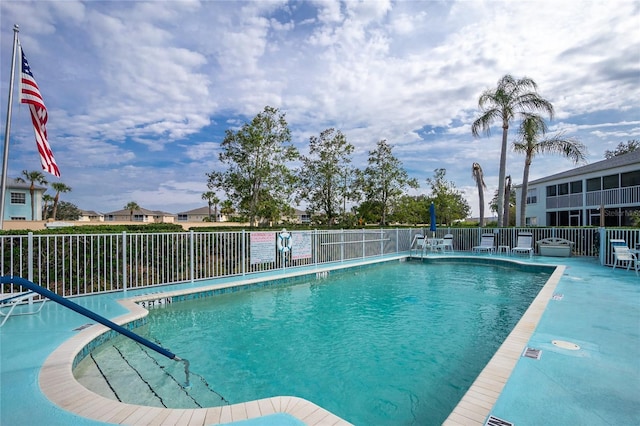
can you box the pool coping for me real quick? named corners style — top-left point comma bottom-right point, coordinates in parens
top-left (38, 254), bottom-right (559, 425)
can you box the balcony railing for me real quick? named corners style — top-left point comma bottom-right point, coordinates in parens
top-left (548, 185), bottom-right (640, 209)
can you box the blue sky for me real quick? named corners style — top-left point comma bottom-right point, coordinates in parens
top-left (1, 0), bottom-right (639, 217)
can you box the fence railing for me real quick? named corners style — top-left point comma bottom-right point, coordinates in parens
top-left (1, 227), bottom-right (638, 298)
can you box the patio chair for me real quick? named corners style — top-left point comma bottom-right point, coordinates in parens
top-left (411, 234), bottom-right (427, 256)
top-left (611, 239), bottom-right (639, 276)
top-left (472, 233), bottom-right (496, 254)
top-left (434, 234), bottom-right (454, 252)
top-left (0, 291), bottom-right (46, 327)
top-left (511, 232), bottom-right (534, 257)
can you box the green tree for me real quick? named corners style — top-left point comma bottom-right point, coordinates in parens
top-left (44, 201), bottom-right (81, 221)
top-left (471, 74), bottom-right (554, 227)
top-left (426, 168), bottom-right (471, 226)
top-left (513, 113), bottom-right (587, 226)
top-left (42, 194), bottom-right (54, 220)
top-left (353, 200), bottom-right (382, 225)
top-left (604, 139), bottom-right (639, 159)
top-left (471, 162), bottom-right (487, 227)
top-left (391, 194), bottom-right (430, 225)
top-left (124, 201), bottom-right (140, 221)
top-left (50, 182), bottom-right (72, 221)
top-left (16, 170), bottom-right (48, 220)
top-left (359, 139), bottom-right (418, 225)
top-left (297, 128), bottom-right (355, 225)
top-left (220, 199), bottom-right (235, 219)
top-left (201, 191), bottom-right (220, 222)
top-left (489, 187), bottom-right (516, 225)
top-left (207, 106), bottom-right (299, 227)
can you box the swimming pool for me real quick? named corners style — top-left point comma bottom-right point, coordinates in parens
top-left (76, 260), bottom-right (552, 425)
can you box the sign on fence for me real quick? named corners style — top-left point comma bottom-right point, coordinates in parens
top-left (250, 232), bottom-right (275, 265)
top-left (292, 231), bottom-right (312, 260)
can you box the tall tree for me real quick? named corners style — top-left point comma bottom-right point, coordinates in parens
top-left (471, 74), bottom-right (554, 227)
top-left (124, 201), bottom-right (140, 221)
top-left (50, 182), bottom-right (72, 221)
top-left (297, 128), bottom-right (355, 225)
top-left (471, 162), bottom-right (487, 227)
top-left (503, 175), bottom-right (512, 226)
top-left (16, 170), bottom-right (48, 220)
top-left (201, 191), bottom-right (220, 222)
top-left (604, 139), bottom-right (639, 159)
top-left (207, 106), bottom-right (299, 227)
top-left (220, 199), bottom-right (234, 219)
top-left (426, 168), bottom-right (471, 226)
top-left (513, 113), bottom-right (587, 226)
top-left (42, 194), bottom-right (53, 220)
top-left (360, 139), bottom-right (418, 225)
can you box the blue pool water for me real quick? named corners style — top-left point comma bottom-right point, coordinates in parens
top-left (82, 260), bottom-right (551, 425)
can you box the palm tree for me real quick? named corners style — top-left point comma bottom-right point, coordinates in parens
top-left (124, 201), bottom-right (140, 222)
top-left (16, 170), bottom-right (48, 220)
top-left (471, 162), bottom-right (487, 227)
top-left (513, 114), bottom-right (587, 226)
top-left (471, 74), bottom-right (554, 227)
top-left (220, 200), bottom-right (234, 221)
top-left (201, 191), bottom-right (220, 222)
top-left (42, 194), bottom-right (54, 220)
top-left (51, 182), bottom-right (72, 220)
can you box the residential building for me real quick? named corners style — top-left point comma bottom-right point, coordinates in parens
top-left (78, 210), bottom-right (105, 222)
top-left (1, 178), bottom-right (46, 221)
top-left (104, 207), bottom-right (175, 223)
top-left (515, 151), bottom-right (640, 226)
top-left (176, 206), bottom-right (226, 222)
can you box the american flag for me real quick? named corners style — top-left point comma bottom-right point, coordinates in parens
top-left (19, 46), bottom-right (60, 177)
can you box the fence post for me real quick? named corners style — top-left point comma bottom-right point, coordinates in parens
top-left (242, 230), bottom-right (246, 276)
top-left (122, 231), bottom-right (127, 294)
top-left (27, 232), bottom-right (33, 283)
top-left (599, 227), bottom-right (606, 266)
top-left (189, 230), bottom-right (195, 283)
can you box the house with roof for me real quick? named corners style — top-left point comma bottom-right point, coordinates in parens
top-left (1, 178), bottom-right (46, 221)
top-left (176, 206), bottom-right (226, 222)
top-left (77, 210), bottom-right (105, 222)
top-left (515, 150), bottom-right (640, 227)
top-left (104, 207), bottom-right (175, 223)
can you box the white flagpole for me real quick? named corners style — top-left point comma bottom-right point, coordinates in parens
top-left (0, 24), bottom-right (20, 230)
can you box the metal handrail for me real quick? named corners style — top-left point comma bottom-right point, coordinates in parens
top-left (0, 275), bottom-right (190, 387)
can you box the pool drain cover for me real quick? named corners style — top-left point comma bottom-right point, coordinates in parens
top-left (552, 340), bottom-right (580, 350)
top-left (522, 347), bottom-right (542, 359)
top-left (485, 415), bottom-right (514, 426)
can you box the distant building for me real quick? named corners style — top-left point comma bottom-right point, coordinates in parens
top-left (104, 207), bottom-right (175, 223)
top-left (515, 151), bottom-right (640, 226)
top-left (1, 178), bottom-right (46, 221)
top-left (77, 210), bottom-right (104, 222)
top-left (176, 206), bottom-right (225, 222)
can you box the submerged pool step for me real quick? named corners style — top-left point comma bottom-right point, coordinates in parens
top-left (74, 337), bottom-right (226, 409)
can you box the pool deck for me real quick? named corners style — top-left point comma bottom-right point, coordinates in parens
top-left (1, 253), bottom-right (639, 425)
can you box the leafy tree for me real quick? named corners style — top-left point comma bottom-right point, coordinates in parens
top-left (220, 199), bottom-right (235, 219)
top-left (391, 194), bottom-right (430, 225)
top-left (426, 168), bottom-right (471, 226)
top-left (44, 200), bottom-right (81, 221)
top-left (359, 139), bottom-right (418, 225)
top-left (489, 187), bottom-right (516, 225)
top-left (471, 162), bottom-right (487, 227)
top-left (604, 139), bottom-right (639, 159)
top-left (471, 74), bottom-right (554, 227)
top-left (42, 194), bottom-right (53, 220)
top-left (353, 200), bottom-right (382, 225)
top-left (201, 191), bottom-right (219, 222)
top-left (207, 106), bottom-right (299, 227)
top-left (50, 182), bottom-right (72, 221)
top-left (124, 201), bottom-right (140, 221)
top-left (513, 113), bottom-right (587, 226)
top-left (16, 170), bottom-right (48, 220)
top-left (297, 128), bottom-right (355, 225)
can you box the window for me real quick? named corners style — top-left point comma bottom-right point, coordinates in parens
top-left (546, 185), bottom-right (557, 197)
top-left (570, 180), bottom-right (582, 194)
top-left (10, 192), bottom-right (25, 204)
top-left (586, 177), bottom-right (601, 192)
top-left (526, 188), bottom-right (537, 204)
top-left (178, 214), bottom-right (188, 221)
top-left (603, 174), bottom-right (619, 189)
top-left (10, 216), bottom-right (26, 221)
top-left (133, 214), bottom-right (144, 222)
top-left (557, 183), bottom-right (569, 195)
top-left (525, 217), bottom-right (538, 226)
top-left (621, 170), bottom-right (640, 187)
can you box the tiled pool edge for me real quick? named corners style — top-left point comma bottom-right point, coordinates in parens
top-left (38, 254), bottom-right (559, 426)
top-left (442, 263), bottom-right (565, 425)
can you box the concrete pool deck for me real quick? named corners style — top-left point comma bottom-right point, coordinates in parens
top-left (1, 253), bottom-right (639, 425)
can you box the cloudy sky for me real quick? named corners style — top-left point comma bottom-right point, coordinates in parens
top-left (1, 0), bottom-right (639, 218)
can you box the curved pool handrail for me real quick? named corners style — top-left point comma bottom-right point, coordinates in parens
top-left (0, 275), bottom-right (190, 387)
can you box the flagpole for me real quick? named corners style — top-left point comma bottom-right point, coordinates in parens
top-left (0, 24), bottom-right (20, 230)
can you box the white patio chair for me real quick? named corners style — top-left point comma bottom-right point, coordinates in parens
top-left (434, 234), bottom-right (454, 252)
top-left (511, 232), bottom-right (534, 257)
top-left (411, 234), bottom-right (427, 256)
top-left (611, 239), bottom-right (639, 276)
top-left (0, 291), bottom-right (46, 327)
top-left (472, 233), bottom-right (496, 254)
